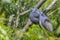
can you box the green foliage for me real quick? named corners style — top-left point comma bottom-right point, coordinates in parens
top-left (0, 0), bottom-right (60, 40)
top-left (23, 24), bottom-right (44, 40)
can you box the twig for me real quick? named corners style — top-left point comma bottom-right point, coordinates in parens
top-left (20, 0), bottom-right (46, 16)
top-left (13, 9), bottom-right (20, 27)
top-left (20, 10), bottom-right (30, 15)
top-left (43, 0), bottom-right (57, 13)
top-left (48, 7), bottom-right (60, 16)
top-left (22, 19), bottom-right (32, 31)
top-left (34, 0), bottom-right (46, 9)
top-left (8, 14), bottom-right (15, 26)
top-left (15, 19), bottom-right (32, 40)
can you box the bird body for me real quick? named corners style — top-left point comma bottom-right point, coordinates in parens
top-left (39, 13), bottom-right (53, 32)
top-left (29, 8), bottom-right (40, 23)
top-left (29, 8), bottom-right (53, 32)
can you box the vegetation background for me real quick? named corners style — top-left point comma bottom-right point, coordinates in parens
top-left (0, 0), bottom-right (60, 40)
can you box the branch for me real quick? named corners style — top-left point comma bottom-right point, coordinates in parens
top-left (13, 9), bottom-right (20, 27)
top-left (43, 0), bottom-right (57, 13)
top-left (34, 0), bottom-right (46, 9)
top-left (8, 14), bottom-right (15, 26)
top-left (22, 19), bottom-right (32, 31)
top-left (20, 10), bottom-right (30, 15)
top-left (48, 7), bottom-right (60, 16)
top-left (20, 0), bottom-right (46, 15)
top-left (15, 19), bottom-right (32, 39)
